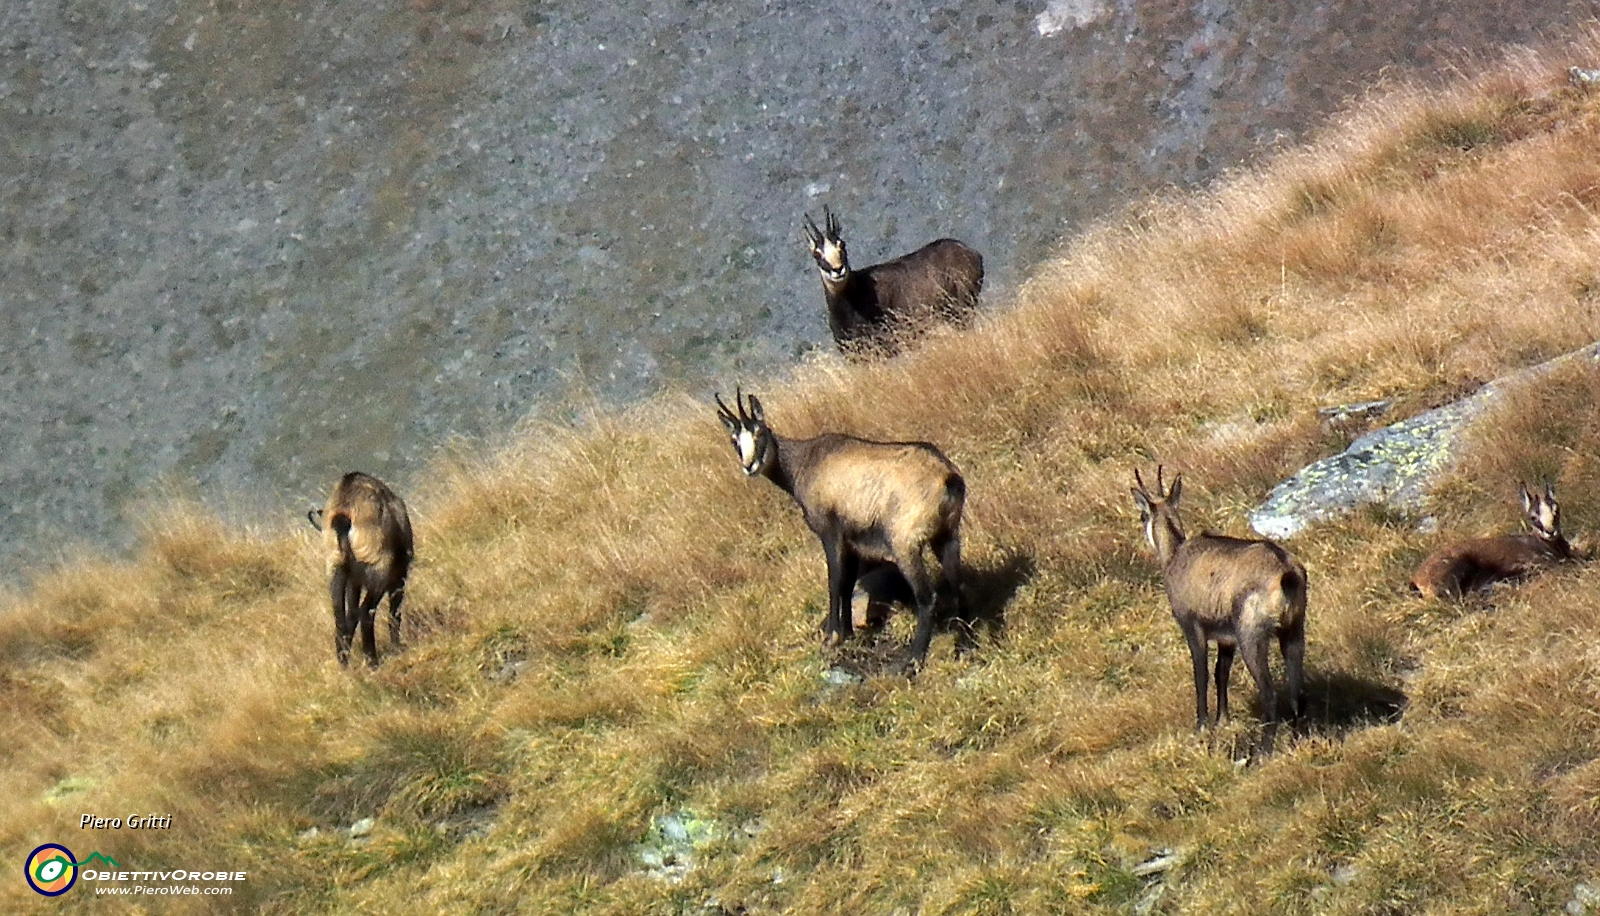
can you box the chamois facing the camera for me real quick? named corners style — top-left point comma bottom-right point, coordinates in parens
top-left (1411, 481), bottom-right (1577, 599)
top-left (311, 472), bottom-right (414, 667)
top-left (715, 389), bottom-right (965, 670)
top-left (803, 207), bottom-right (983, 358)
top-left (1132, 467), bottom-right (1307, 736)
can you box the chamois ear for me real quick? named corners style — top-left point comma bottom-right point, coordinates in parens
top-left (1131, 488), bottom-right (1153, 519)
top-left (1520, 482), bottom-right (1535, 516)
top-left (1545, 478), bottom-right (1557, 502)
top-left (1167, 474), bottom-right (1183, 507)
top-left (747, 394), bottom-right (765, 424)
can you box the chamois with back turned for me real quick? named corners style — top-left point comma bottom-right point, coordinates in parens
top-left (1132, 467), bottom-right (1307, 741)
top-left (716, 389), bottom-right (965, 671)
top-left (802, 207), bottom-right (983, 358)
top-left (308, 471), bottom-right (414, 667)
top-left (1411, 480), bottom-right (1578, 599)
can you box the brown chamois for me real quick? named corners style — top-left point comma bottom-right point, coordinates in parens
top-left (715, 389), bottom-right (965, 670)
top-left (802, 207), bottom-right (984, 358)
top-left (309, 472), bottom-right (414, 667)
top-left (1410, 480), bottom-right (1577, 599)
top-left (1132, 467), bottom-right (1307, 735)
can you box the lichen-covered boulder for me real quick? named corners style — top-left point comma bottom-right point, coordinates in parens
top-left (1250, 342), bottom-right (1600, 539)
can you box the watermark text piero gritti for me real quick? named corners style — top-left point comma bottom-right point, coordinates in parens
top-left (81, 813), bottom-right (173, 829)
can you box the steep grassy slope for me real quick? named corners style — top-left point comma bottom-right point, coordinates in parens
top-left (0, 0), bottom-right (1583, 582)
top-left (8, 36), bottom-right (1600, 915)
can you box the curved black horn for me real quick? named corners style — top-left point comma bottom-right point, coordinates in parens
top-left (824, 206), bottom-right (840, 237)
top-left (1156, 465), bottom-right (1167, 498)
top-left (802, 213), bottom-right (821, 246)
top-left (1133, 467), bottom-right (1148, 495)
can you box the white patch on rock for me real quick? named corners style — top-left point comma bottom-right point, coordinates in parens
top-left (1035, 0), bottom-right (1112, 36)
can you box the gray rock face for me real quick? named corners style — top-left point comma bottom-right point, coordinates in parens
top-left (1250, 343), bottom-right (1600, 539)
top-left (0, 0), bottom-right (1576, 579)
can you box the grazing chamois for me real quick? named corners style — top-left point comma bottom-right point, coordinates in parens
top-left (1131, 467), bottom-right (1307, 738)
top-left (802, 207), bottom-right (984, 358)
top-left (309, 472), bottom-right (414, 667)
top-left (715, 389), bottom-right (965, 670)
top-left (1410, 481), bottom-right (1577, 599)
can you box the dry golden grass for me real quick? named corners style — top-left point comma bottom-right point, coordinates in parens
top-left (11, 33), bottom-right (1600, 915)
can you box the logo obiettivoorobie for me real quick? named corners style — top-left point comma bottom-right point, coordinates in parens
top-left (25, 844), bottom-right (119, 897)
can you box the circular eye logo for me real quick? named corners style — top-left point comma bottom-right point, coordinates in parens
top-left (25, 843), bottom-right (78, 896)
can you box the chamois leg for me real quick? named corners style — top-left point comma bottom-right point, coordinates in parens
top-left (862, 594), bottom-right (892, 634)
top-left (1280, 619), bottom-right (1305, 721)
top-left (1214, 643), bottom-right (1236, 723)
top-left (330, 567), bottom-right (354, 667)
top-left (387, 585), bottom-right (406, 651)
top-left (357, 589), bottom-right (382, 668)
top-left (933, 531), bottom-right (964, 616)
top-left (857, 563), bottom-right (911, 634)
top-left (1181, 623), bottom-right (1210, 729)
top-left (932, 531), bottom-right (974, 652)
top-left (1239, 631), bottom-right (1278, 753)
top-left (900, 549), bottom-right (939, 671)
top-left (822, 539), bottom-right (859, 648)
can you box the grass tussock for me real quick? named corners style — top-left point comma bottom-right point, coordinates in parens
top-left (10, 34), bottom-right (1600, 915)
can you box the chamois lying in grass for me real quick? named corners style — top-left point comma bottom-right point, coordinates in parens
top-left (308, 472), bottom-right (414, 667)
top-left (803, 207), bottom-right (983, 358)
top-left (1132, 467), bottom-right (1307, 739)
top-left (716, 389), bottom-right (965, 671)
top-left (1411, 480), bottom-right (1578, 599)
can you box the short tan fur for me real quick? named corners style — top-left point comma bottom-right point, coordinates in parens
top-left (314, 471), bottom-right (414, 667)
top-left (717, 389), bottom-right (964, 671)
top-left (1132, 466), bottom-right (1307, 738)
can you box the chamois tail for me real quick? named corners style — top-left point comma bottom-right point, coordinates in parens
top-left (1280, 566), bottom-right (1305, 604)
top-left (329, 512), bottom-right (354, 563)
top-left (941, 473), bottom-right (967, 522)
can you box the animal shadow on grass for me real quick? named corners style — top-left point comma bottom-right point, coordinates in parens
top-left (1290, 669), bottom-right (1409, 738)
top-left (1213, 670), bottom-right (1408, 761)
top-left (831, 551), bottom-right (1035, 678)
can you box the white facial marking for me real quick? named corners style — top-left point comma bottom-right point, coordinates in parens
top-left (817, 239), bottom-right (846, 277)
top-left (735, 429), bottom-right (758, 472)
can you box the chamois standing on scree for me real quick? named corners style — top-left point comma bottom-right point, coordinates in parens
top-left (1132, 467), bottom-right (1307, 740)
top-left (802, 207), bottom-right (984, 358)
top-left (308, 472), bottom-right (414, 667)
top-left (1411, 480), bottom-right (1578, 599)
top-left (715, 389), bottom-right (965, 671)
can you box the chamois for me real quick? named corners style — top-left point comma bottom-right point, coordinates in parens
top-left (802, 207), bottom-right (984, 358)
top-left (1132, 467), bottom-right (1307, 736)
top-left (310, 472), bottom-right (414, 667)
top-left (1410, 481), bottom-right (1577, 599)
top-left (715, 389), bottom-right (965, 670)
